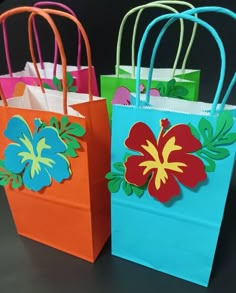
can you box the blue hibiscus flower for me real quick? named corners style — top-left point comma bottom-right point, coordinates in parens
top-left (4, 115), bottom-right (71, 191)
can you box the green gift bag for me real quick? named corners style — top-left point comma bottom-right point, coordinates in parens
top-left (100, 1), bottom-right (200, 120)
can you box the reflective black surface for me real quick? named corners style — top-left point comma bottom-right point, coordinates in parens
top-left (1, 187), bottom-right (236, 293)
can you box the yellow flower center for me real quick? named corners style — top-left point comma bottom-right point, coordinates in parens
top-left (139, 137), bottom-right (187, 190)
top-left (18, 134), bottom-right (55, 178)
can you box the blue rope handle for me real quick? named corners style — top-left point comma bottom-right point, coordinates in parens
top-left (147, 6), bottom-right (236, 113)
top-left (135, 12), bottom-right (225, 116)
top-left (220, 72), bottom-right (236, 111)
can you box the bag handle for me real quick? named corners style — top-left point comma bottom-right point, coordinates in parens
top-left (116, 1), bottom-right (198, 78)
top-left (135, 13), bottom-right (226, 117)
top-left (146, 6), bottom-right (236, 114)
top-left (184, 6), bottom-right (236, 112)
top-left (2, 2), bottom-right (81, 77)
top-left (29, 8), bottom-right (94, 112)
top-left (33, 1), bottom-right (81, 74)
top-left (0, 7), bottom-right (64, 104)
top-left (116, 2), bottom-right (182, 77)
top-left (2, 22), bottom-right (14, 77)
top-left (220, 72), bottom-right (236, 111)
top-left (131, 1), bottom-right (198, 77)
top-left (0, 7), bottom-right (93, 114)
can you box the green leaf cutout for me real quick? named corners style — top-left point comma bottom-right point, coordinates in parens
top-left (43, 82), bottom-right (53, 90)
top-left (156, 79), bottom-right (188, 99)
top-left (0, 160), bottom-right (22, 188)
top-left (188, 123), bottom-right (201, 141)
top-left (52, 76), bottom-right (62, 91)
top-left (214, 133), bottom-right (236, 145)
top-left (9, 174), bottom-right (23, 188)
top-left (198, 117), bottom-right (214, 145)
top-left (0, 176), bottom-right (11, 186)
top-left (195, 111), bottom-right (236, 172)
top-left (166, 79), bottom-right (176, 93)
top-left (171, 86), bottom-right (189, 98)
top-left (43, 72), bottom-right (77, 92)
top-left (215, 110), bottom-right (234, 137)
top-left (113, 162), bottom-right (125, 172)
top-left (196, 151), bottom-right (216, 172)
top-left (50, 116), bottom-right (85, 158)
top-left (66, 72), bottom-right (74, 88)
top-left (123, 152), bottom-right (133, 161)
top-left (105, 171), bottom-right (121, 180)
top-left (155, 83), bottom-right (166, 96)
top-left (131, 184), bottom-right (145, 197)
top-left (122, 181), bottom-right (133, 195)
top-left (49, 116), bottom-right (60, 131)
top-left (68, 86), bottom-right (77, 93)
top-left (108, 177), bottom-right (122, 193)
top-left (106, 159), bottom-right (147, 197)
top-left (64, 122), bottom-right (86, 137)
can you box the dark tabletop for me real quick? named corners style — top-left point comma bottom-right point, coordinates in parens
top-left (0, 186), bottom-right (236, 293)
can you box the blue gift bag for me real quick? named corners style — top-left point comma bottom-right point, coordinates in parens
top-left (107, 11), bottom-right (236, 287)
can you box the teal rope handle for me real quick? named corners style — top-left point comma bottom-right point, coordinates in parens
top-left (131, 3), bottom-right (183, 78)
top-left (136, 12), bottom-right (225, 117)
top-left (147, 6), bottom-right (235, 112)
top-left (220, 72), bottom-right (236, 111)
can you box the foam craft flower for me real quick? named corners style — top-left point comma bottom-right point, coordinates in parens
top-left (112, 85), bottom-right (161, 106)
top-left (4, 115), bottom-right (71, 191)
top-left (112, 86), bottom-right (131, 105)
top-left (124, 119), bottom-right (207, 203)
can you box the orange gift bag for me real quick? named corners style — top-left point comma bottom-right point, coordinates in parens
top-left (0, 7), bottom-right (110, 262)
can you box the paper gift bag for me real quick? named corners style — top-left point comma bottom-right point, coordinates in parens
top-left (0, 7), bottom-right (110, 262)
top-left (1, 2), bottom-right (99, 98)
top-left (107, 12), bottom-right (236, 286)
top-left (100, 1), bottom-right (200, 120)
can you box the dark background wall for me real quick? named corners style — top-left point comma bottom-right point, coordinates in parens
top-left (0, 0), bottom-right (235, 104)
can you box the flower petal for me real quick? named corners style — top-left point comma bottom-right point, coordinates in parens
top-left (125, 122), bottom-right (157, 153)
top-left (147, 171), bottom-right (180, 203)
top-left (112, 86), bottom-right (130, 105)
top-left (150, 88), bottom-right (160, 96)
top-left (35, 127), bottom-right (67, 154)
top-left (23, 165), bottom-right (51, 191)
top-left (170, 153), bottom-right (207, 188)
top-left (4, 116), bottom-right (32, 144)
top-left (44, 153), bottom-right (71, 182)
top-left (162, 124), bottom-right (202, 153)
top-left (124, 155), bottom-right (150, 187)
top-left (4, 144), bottom-right (26, 173)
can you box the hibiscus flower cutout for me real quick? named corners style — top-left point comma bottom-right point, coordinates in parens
top-left (112, 84), bottom-right (161, 107)
top-left (124, 119), bottom-right (207, 203)
top-left (4, 115), bottom-right (71, 191)
top-left (112, 86), bottom-right (131, 105)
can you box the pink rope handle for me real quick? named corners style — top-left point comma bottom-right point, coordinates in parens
top-left (1, 2), bottom-right (81, 77)
top-left (0, 7), bottom-right (65, 106)
top-left (32, 8), bottom-right (94, 110)
top-left (2, 21), bottom-right (13, 76)
top-left (33, 1), bottom-right (81, 75)
top-left (0, 6), bottom-right (94, 113)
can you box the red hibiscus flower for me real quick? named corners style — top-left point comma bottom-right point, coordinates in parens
top-left (124, 119), bottom-right (207, 203)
